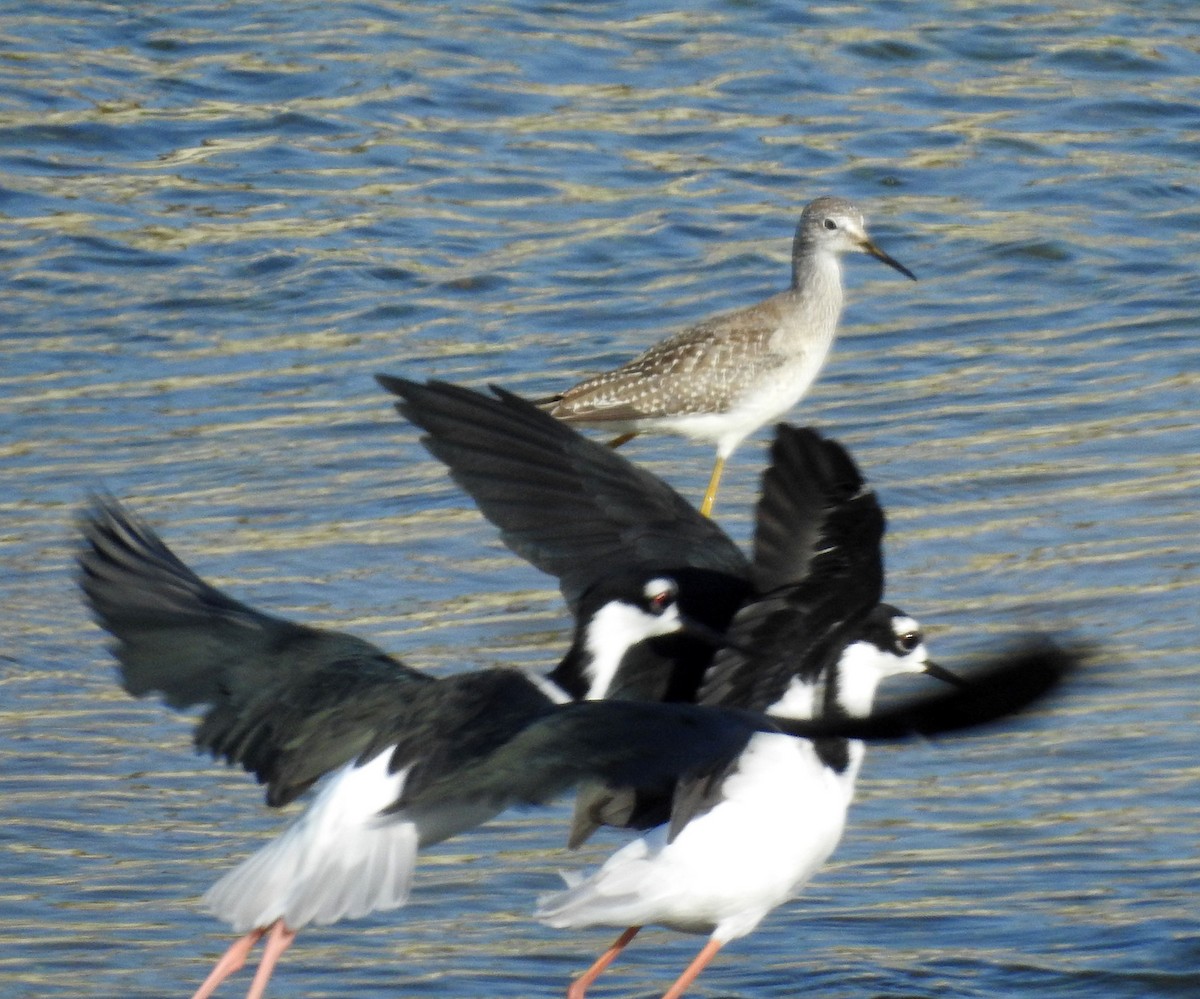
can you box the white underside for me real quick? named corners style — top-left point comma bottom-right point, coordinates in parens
top-left (204, 749), bottom-right (494, 933)
top-left (604, 352), bottom-right (834, 460)
top-left (537, 732), bottom-right (862, 943)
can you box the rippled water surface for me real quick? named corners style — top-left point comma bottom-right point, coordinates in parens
top-left (3, 2), bottom-right (1198, 997)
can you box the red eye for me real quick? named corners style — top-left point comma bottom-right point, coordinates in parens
top-left (645, 580), bottom-right (677, 614)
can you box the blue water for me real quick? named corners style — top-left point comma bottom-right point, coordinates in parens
top-left (3, 2), bottom-right (1198, 997)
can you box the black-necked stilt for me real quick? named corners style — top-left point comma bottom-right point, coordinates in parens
top-left (77, 497), bottom-right (718, 999)
top-left (76, 499), bottom-right (1078, 999)
top-left (536, 603), bottom-right (946, 999)
top-left (391, 625), bottom-right (1078, 999)
top-left (536, 197), bottom-right (916, 515)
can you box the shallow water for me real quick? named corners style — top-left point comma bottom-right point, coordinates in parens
top-left (2, 2), bottom-right (1198, 997)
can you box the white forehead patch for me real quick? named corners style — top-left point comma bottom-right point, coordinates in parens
top-left (643, 576), bottom-right (678, 603)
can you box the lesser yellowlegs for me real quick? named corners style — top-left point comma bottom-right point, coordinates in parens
top-left (541, 196), bottom-right (916, 516)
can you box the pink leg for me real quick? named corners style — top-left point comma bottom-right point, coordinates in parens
top-left (190, 927), bottom-right (266, 999)
top-left (244, 920), bottom-right (297, 999)
top-left (660, 937), bottom-right (723, 999)
top-left (567, 926), bottom-right (641, 999)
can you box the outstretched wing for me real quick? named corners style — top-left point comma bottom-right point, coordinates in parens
top-left (777, 638), bottom-right (1087, 741)
top-left (377, 377), bottom-right (749, 615)
top-left (395, 699), bottom-right (764, 816)
top-left (393, 638), bottom-right (1085, 821)
top-left (77, 496), bottom-right (433, 806)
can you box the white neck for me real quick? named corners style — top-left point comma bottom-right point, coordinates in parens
top-left (774, 250), bottom-right (844, 354)
top-left (835, 641), bottom-right (892, 717)
top-left (835, 633), bottom-right (929, 717)
top-left (580, 600), bottom-right (680, 700)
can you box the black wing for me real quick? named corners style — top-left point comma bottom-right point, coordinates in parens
top-left (376, 377), bottom-right (750, 615)
top-left (667, 431), bottom-right (886, 836)
top-left (395, 639), bottom-right (1085, 820)
top-left (751, 423), bottom-right (884, 594)
top-left (77, 496), bottom-right (434, 807)
top-left (381, 666), bottom-right (558, 809)
top-left (698, 429), bottom-right (886, 714)
top-left (774, 638), bottom-right (1087, 741)
top-left (396, 699), bottom-right (764, 816)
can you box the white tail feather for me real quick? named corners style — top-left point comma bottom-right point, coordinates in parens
top-left (204, 751), bottom-right (418, 932)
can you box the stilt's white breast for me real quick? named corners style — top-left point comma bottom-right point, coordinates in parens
top-left (538, 732), bottom-right (859, 944)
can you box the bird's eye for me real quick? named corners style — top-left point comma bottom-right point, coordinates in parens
top-left (823, 218), bottom-right (838, 231)
top-left (645, 580), bottom-right (678, 614)
top-left (896, 631), bottom-right (921, 653)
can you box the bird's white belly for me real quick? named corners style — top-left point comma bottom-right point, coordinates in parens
top-left (652, 353), bottom-right (832, 457)
top-left (540, 733), bottom-right (859, 943)
top-left (655, 734), bottom-right (856, 937)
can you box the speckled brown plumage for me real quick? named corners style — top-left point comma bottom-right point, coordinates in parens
top-left (542, 196), bottom-right (915, 515)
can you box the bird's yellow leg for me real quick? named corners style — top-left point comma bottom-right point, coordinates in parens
top-left (699, 456), bottom-right (726, 518)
